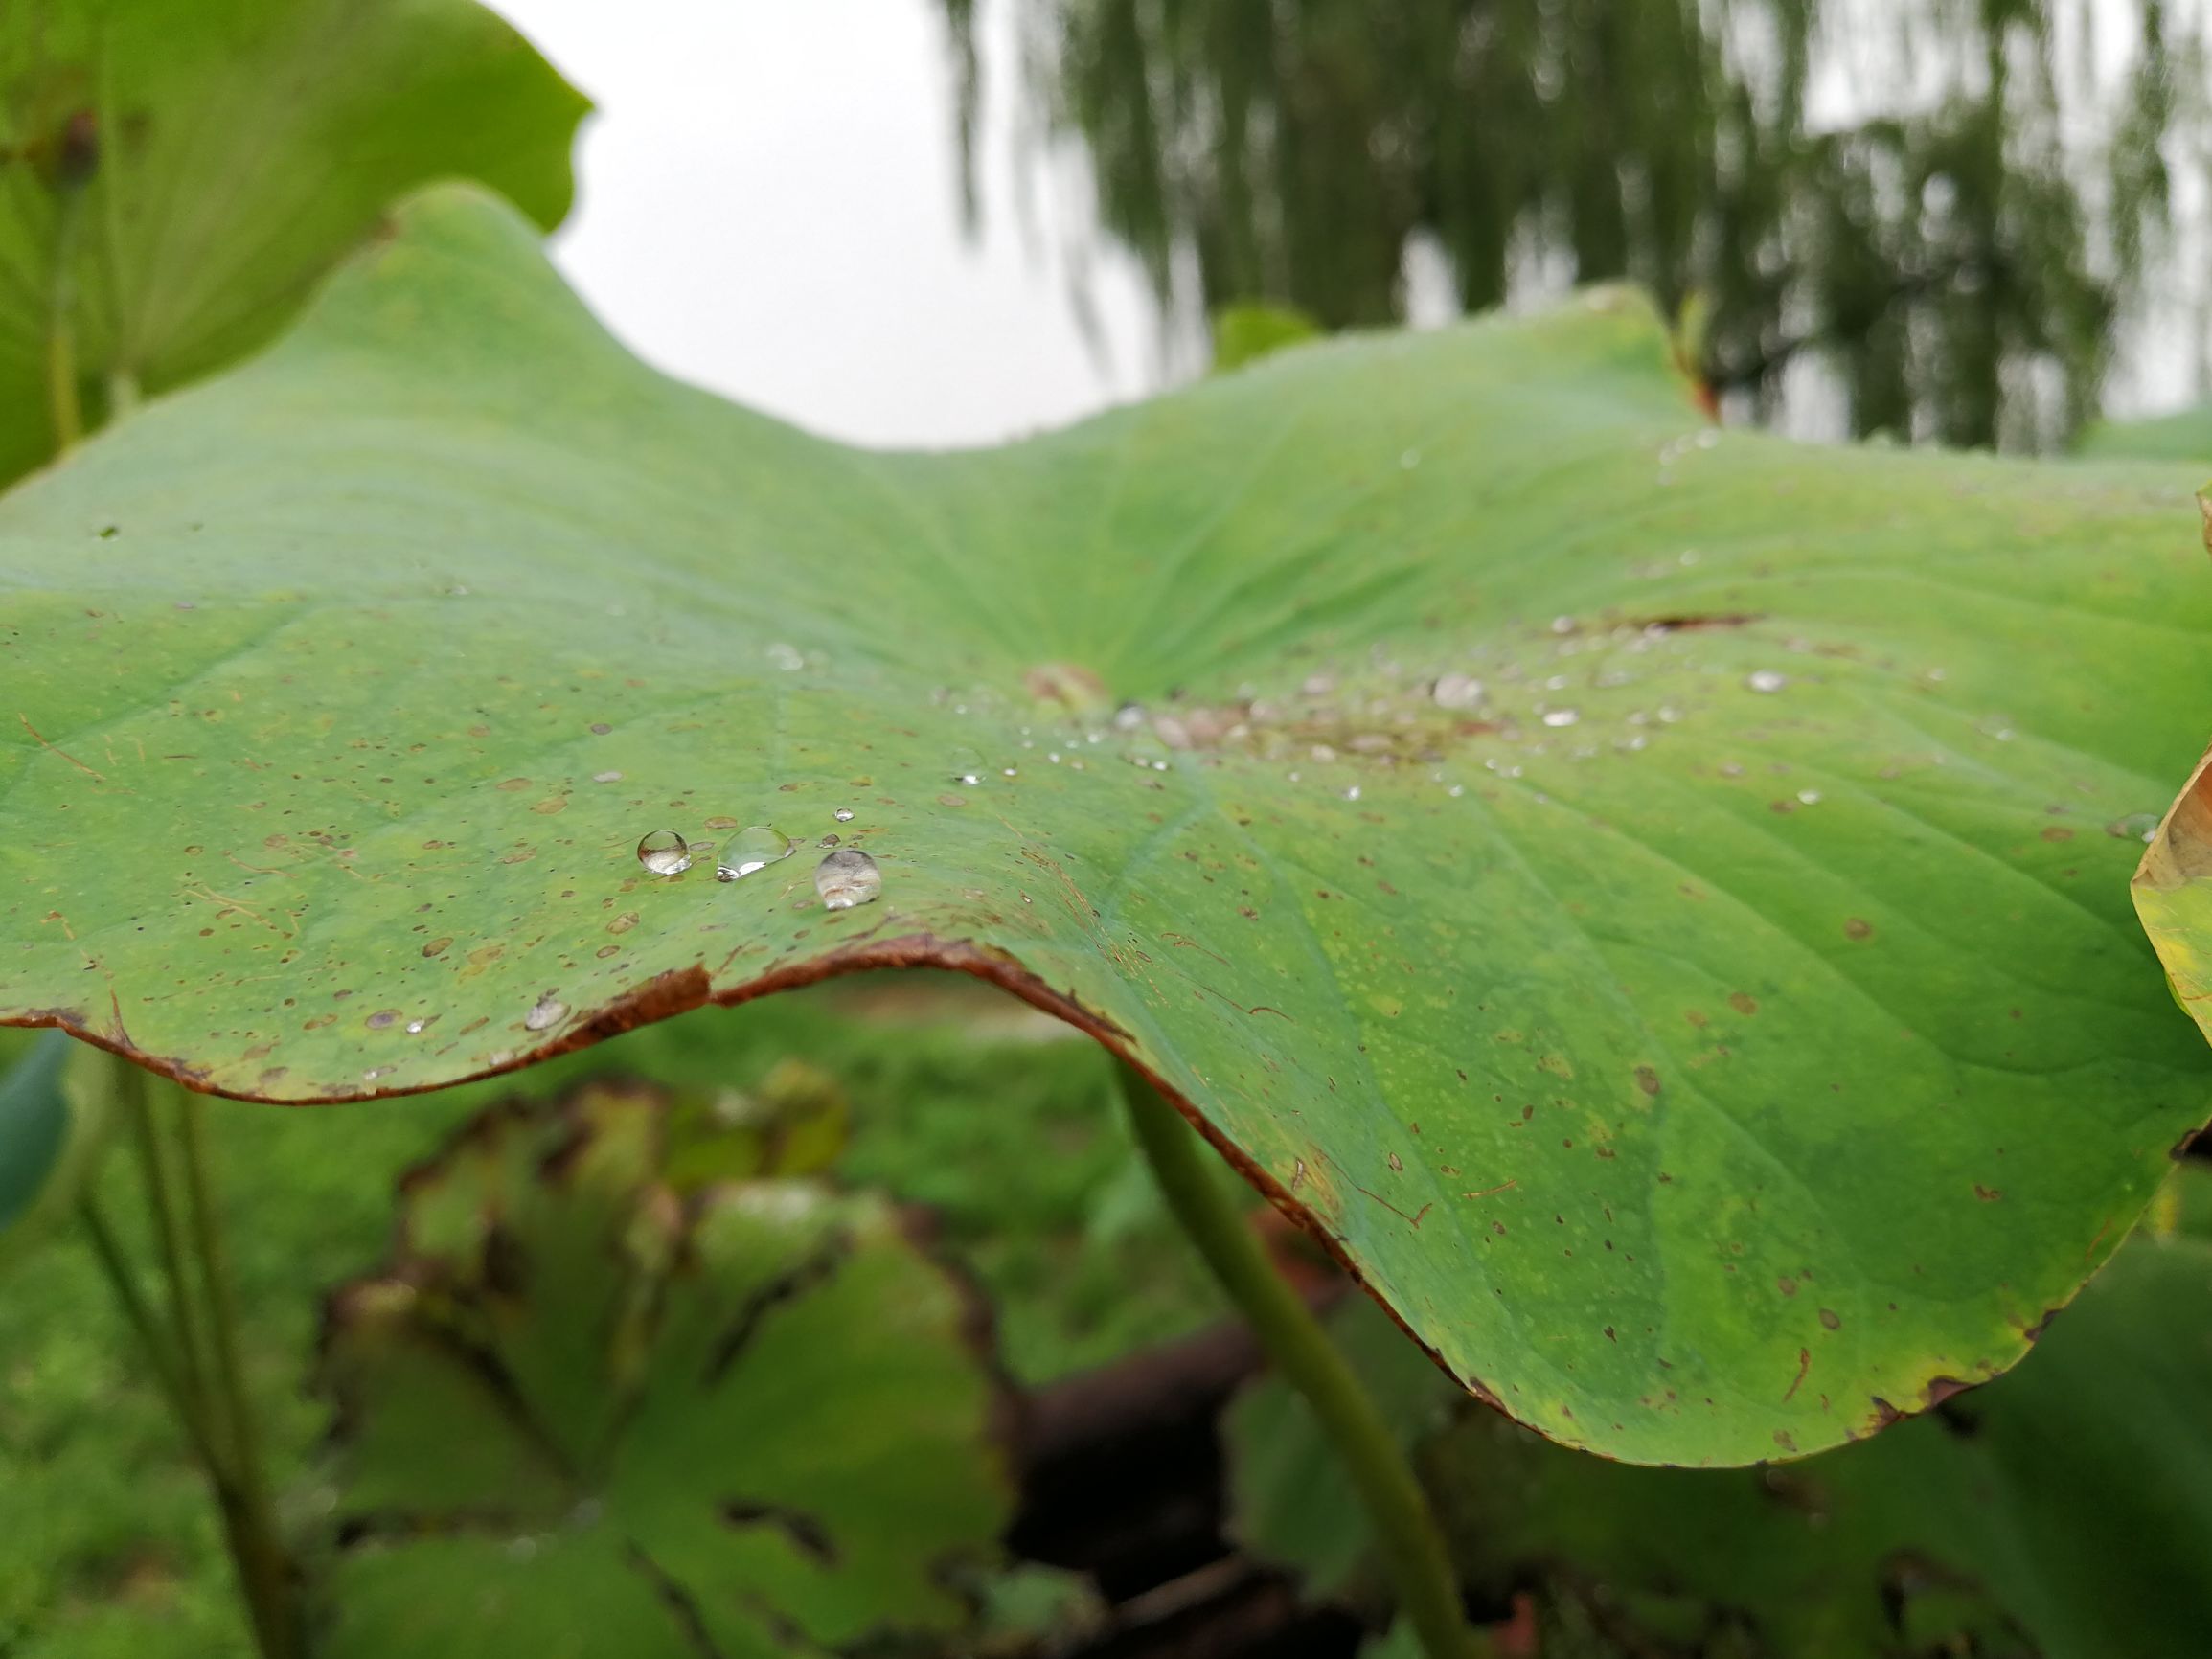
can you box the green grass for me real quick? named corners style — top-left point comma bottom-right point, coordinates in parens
top-left (0, 980), bottom-right (1223, 1655)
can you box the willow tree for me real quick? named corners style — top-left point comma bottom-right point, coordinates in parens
top-left (946, 0), bottom-right (2208, 449)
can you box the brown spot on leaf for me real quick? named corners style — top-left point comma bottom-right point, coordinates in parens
top-left (1844, 918), bottom-right (1873, 940)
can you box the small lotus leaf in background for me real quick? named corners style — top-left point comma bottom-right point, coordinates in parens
top-left (0, 1031), bottom-right (106, 1271)
top-left (2135, 730), bottom-right (2212, 1057)
top-left (2075, 403), bottom-right (2212, 463)
top-left (661, 1056), bottom-right (850, 1193)
top-left (1211, 302), bottom-right (1322, 372)
top-left (0, 0), bottom-right (585, 486)
top-left (7, 186), bottom-right (2212, 1465)
top-left (318, 1081), bottom-right (1012, 1658)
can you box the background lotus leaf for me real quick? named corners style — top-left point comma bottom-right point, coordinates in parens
top-left (318, 1079), bottom-right (1012, 1658)
top-left (0, 0), bottom-right (585, 486)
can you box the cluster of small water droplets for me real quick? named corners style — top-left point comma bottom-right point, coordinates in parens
top-left (717, 826), bottom-right (795, 881)
top-left (815, 848), bottom-right (882, 910)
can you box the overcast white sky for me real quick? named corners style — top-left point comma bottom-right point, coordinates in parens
top-left (487, 0), bottom-right (1165, 449)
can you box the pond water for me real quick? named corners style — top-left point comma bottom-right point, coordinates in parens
top-left (496, 0), bottom-right (2209, 452)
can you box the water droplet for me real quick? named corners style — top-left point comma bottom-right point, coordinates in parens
top-left (2109, 812), bottom-right (2161, 843)
top-left (525, 995), bottom-right (567, 1032)
top-left (1112, 702), bottom-right (1147, 732)
top-left (1001, 766), bottom-right (1018, 779)
top-left (593, 770), bottom-right (624, 784)
top-left (1797, 788), bottom-right (1822, 805)
top-left (362, 1066), bottom-right (393, 1081)
top-left (1447, 784), bottom-right (1465, 797)
top-left (716, 825), bottom-right (794, 881)
top-left (1745, 670), bottom-right (1787, 693)
top-left (404, 1018), bottom-right (428, 1034)
top-left (814, 848), bottom-right (882, 911)
top-left (765, 641), bottom-right (804, 671)
top-left (1550, 616), bottom-right (1575, 635)
top-left (949, 746), bottom-right (986, 786)
top-left (1432, 672), bottom-right (1483, 711)
top-left (1343, 784), bottom-right (1361, 801)
top-left (832, 808), bottom-right (855, 823)
top-left (1541, 709), bottom-right (1580, 728)
top-left (1400, 447), bottom-right (1422, 469)
top-left (636, 830), bottom-right (692, 875)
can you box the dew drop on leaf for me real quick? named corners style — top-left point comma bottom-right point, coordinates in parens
top-left (814, 848), bottom-right (882, 911)
top-left (1745, 670), bottom-right (1787, 693)
top-left (636, 830), bottom-right (691, 875)
top-left (832, 808), bottom-right (855, 823)
top-left (716, 826), bottom-right (794, 881)
top-left (1541, 708), bottom-right (1580, 728)
top-left (1432, 672), bottom-right (1483, 711)
top-left (2109, 812), bottom-right (2161, 843)
top-left (949, 746), bottom-right (986, 786)
top-left (524, 995), bottom-right (567, 1032)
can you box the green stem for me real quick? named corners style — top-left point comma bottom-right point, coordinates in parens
top-left (76, 1193), bottom-right (225, 1474)
top-left (46, 181), bottom-right (86, 454)
top-left (1116, 1061), bottom-right (1486, 1659)
top-left (175, 1089), bottom-right (305, 1659)
top-left (120, 1057), bottom-right (215, 1444)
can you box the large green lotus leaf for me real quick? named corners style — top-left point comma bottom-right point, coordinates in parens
top-left (4, 186), bottom-right (2211, 1466)
top-left (319, 1083), bottom-right (1011, 1657)
top-left (1423, 1187), bottom-right (2212, 1658)
top-left (0, 0), bottom-right (585, 487)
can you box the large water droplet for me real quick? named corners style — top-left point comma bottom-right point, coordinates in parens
top-left (1745, 670), bottom-right (1787, 693)
top-left (2109, 812), bottom-right (2160, 843)
top-left (815, 848), bottom-right (882, 911)
top-left (765, 641), bottom-right (804, 671)
top-left (716, 825), bottom-right (794, 881)
top-left (525, 995), bottom-right (567, 1032)
top-left (1540, 709), bottom-right (1581, 728)
top-left (636, 830), bottom-right (691, 875)
top-left (832, 807), bottom-right (855, 823)
top-left (949, 746), bottom-right (986, 786)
